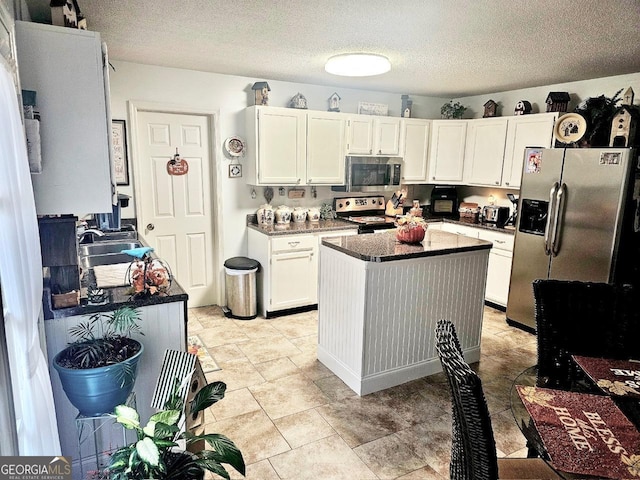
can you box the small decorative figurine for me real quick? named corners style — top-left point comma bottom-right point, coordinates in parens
top-left (483, 99), bottom-right (498, 118)
top-left (289, 92), bottom-right (308, 109)
top-left (514, 100), bottom-right (532, 115)
top-left (252, 81), bottom-right (270, 106)
top-left (328, 92), bottom-right (341, 112)
top-left (401, 94), bottom-right (413, 118)
top-left (545, 92), bottom-right (571, 113)
top-left (623, 87), bottom-right (635, 106)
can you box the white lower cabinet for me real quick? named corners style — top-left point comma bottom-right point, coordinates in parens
top-left (248, 228), bottom-right (357, 317)
top-left (435, 222), bottom-right (513, 307)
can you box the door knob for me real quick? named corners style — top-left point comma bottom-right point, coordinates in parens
top-left (147, 223), bottom-right (155, 231)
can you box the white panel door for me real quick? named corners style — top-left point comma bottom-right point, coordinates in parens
top-left (464, 118), bottom-right (508, 186)
top-left (400, 119), bottom-right (431, 183)
top-left (346, 116), bottom-right (374, 154)
top-left (428, 120), bottom-right (468, 183)
top-left (136, 111), bottom-right (215, 306)
top-left (306, 112), bottom-right (346, 184)
top-left (257, 108), bottom-right (306, 184)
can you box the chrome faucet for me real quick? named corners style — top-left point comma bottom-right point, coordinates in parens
top-left (77, 228), bottom-right (105, 244)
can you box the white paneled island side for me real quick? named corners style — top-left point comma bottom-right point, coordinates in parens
top-left (317, 229), bottom-right (492, 395)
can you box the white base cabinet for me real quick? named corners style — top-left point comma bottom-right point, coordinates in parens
top-left (433, 222), bottom-right (514, 307)
top-left (248, 228), bottom-right (357, 317)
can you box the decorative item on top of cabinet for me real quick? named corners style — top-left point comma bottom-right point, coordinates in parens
top-left (440, 100), bottom-right (467, 119)
top-left (252, 81), bottom-right (270, 106)
top-left (623, 86), bottom-right (635, 106)
top-left (401, 94), bottom-right (412, 118)
top-left (514, 100), bottom-right (532, 115)
top-left (574, 89), bottom-right (623, 147)
top-left (328, 92), bottom-right (341, 112)
top-left (358, 102), bottom-right (388, 116)
top-left (483, 99), bottom-right (498, 118)
top-left (609, 104), bottom-right (640, 147)
top-left (289, 92), bottom-right (308, 109)
top-left (50, 0), bottom-right (84, 29)
top-left (545, 91), bottom-right (571, 113)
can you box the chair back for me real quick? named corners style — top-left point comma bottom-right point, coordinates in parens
top-left (435, 319), bottom-right (499, 480)
top-left (533, 279), bottom-right (638, 388)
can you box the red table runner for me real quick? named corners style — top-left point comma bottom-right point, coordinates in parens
top-left (517, 385), bottom-right (640, 479)
top-left (573, 355), bottom-right (640, 399)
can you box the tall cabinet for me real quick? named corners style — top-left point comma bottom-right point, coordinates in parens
top-left (15, 21), bottom-right (114, 215)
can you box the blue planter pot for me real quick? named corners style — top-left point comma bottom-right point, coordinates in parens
top-left (53, 341), bottom-right (143, 416)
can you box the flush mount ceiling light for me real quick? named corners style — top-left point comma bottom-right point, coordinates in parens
top-left (325, 53), bottom-right (391, 77)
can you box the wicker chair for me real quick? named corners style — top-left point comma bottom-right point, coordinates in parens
top-left (435, 319), bottom-right (561, 480)
top-left (532, 279), bottom-right (638, 389)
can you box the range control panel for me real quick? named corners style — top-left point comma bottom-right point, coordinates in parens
top-left (334, 196), bottom-right (386, 214)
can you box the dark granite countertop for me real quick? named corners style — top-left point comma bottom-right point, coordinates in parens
top-left (247, 217), bottom-right (359, 236)
top-left (321, 229), bottom-right (492, 262)
top-left (426, 218), bottom-right (516, 235)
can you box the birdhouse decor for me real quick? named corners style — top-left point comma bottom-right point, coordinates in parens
top-left (483, 99), bottom-right (498, 118)
top-left (514, 100), bottom-right (532, 115)
top-left (623, 86), bottom-right (635, 106)
top-left (252, 81), bottom-right (270, 106)
top-left (288, 92), bottom-right (308, 109)
top-left (609, 104), bottom-right (640, 147)
top-left (328, 92), bottom-right (341, 112)
top-left (401, 94), bottom-right (413, 118)
top-left (546, 92), bottom-right (571, 113)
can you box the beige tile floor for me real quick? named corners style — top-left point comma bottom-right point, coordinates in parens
top-left (188, 305), bottom-right (537, 479)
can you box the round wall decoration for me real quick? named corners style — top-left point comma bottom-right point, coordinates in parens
top-left (554, 113), bottom-right (587, 144)
top-left (224, 136), bottom-right (246, 157)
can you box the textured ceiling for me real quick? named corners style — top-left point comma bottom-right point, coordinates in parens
top-left (23, 0), bottom-right (640, 97)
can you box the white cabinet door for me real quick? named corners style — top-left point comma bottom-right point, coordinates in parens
top-left (440, 222), bottom-right (480, 238)
top-left (271, 249), bottom-right (318, 310)
top-left (464, 118), bottom-right (508, 186)
top-left (306, 112), bottom-right (347, 184)
top-left (247, 106), bottom-right (306, 185)
top-left (502, 112), bottom-right (557, 188)
top-left (374, 117), bottom-right (401, 155)
top-left (15, 21), bottom-right (113, 215)
top-left (346, 115), bottom-right (374, 154)
top-left (484, 249), bottom-right (512, 306)
top-left (428, 120), bottom-right (468, 183)
top-left (400, 119), bottom-right (431, 183)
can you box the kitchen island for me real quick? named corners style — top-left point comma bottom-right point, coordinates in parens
top-left (317, 229), bottom-right (492, 395)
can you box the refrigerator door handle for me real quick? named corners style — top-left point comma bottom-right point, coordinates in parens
top-left (544, 182), bottom-right (559, 255)
top-left (551, 183), bottom-right (567, 256)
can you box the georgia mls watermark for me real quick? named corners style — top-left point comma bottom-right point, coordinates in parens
top-left (0, 457), bottom-right (71, 480)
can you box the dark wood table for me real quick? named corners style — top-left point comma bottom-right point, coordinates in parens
top-left (510, 365), bottom-right (640, 479)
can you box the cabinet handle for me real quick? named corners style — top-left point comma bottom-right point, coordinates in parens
top-left (495, 181), bottom-right (499, 185)
top-left (308, 178), bottom-right (312, 182)
top-left (369, 149), bottom-right (372, 154)
top-left (505, 182), bottom-right (510, 186)
top-left (495, 240), bottom-right (505, 244)
top-left (297, 178), bottom-right (301, 184)
top-left (288, 241), bottom-right (300, 247)
top-left (378, 149), bottom-right (382, 154)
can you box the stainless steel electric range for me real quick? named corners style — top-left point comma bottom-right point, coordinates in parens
top-left (334, 195), bottom-right (398, 234)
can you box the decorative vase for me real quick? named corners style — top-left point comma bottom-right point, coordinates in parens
top-left (396, 224), bottom-right (426, 244)
top-left (53, 340), bottom-right (143, 416)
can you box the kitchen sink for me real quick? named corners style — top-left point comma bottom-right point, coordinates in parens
top-left (79, 241), bottom-right (141, 256)
top-left (93, 230), bottom-right (137, 242)
top-left (78, 240), bottom-right (142, 269)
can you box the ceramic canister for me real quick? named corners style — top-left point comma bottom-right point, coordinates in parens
top-left (307, 207), bottom-right (320, 222)
top-left (257, 204), bottom-right (274, 225)
top-left (292, 207), bottom-right (308, 222)
top-left (275, 205), bottom-right (292, 224)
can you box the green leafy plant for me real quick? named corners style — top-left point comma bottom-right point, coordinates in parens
top-left (440, 100), bottom-right (467, 119)
top-left (574, 89), bottom-right (623, 146)
top-left (107, 380), bottom-right (245, 480)
top-left (319, 202), bottom-right (336, 220)
top-left (56, 306), bottom-right (143, 370)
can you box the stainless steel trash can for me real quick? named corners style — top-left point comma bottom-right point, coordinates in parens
top-left (223, 257), bottom-right (259, 320)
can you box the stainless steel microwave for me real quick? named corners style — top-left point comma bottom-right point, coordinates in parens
top-left (331, 156), bottom-right (402, 192)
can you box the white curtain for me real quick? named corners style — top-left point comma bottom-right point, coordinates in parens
top-left (0, 62), bottom-right (61, 454)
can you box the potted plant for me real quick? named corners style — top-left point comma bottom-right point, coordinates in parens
top-left (440, 100), bottom-right (467, 119)
top-left (107, 380), bottom-right (245, 480)
top-left (574, 89), bottom-right (622, 146)
top-left (52, 306), bottom-right (144, 416)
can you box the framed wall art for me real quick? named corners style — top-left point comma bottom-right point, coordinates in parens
top-left (111, 119), bottom-right (129, 185)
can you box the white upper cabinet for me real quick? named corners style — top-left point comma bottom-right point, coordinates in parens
top-left (502, 112), bottom-right (557, 188)
top-left (245, 106), bottom-right (307, 185)
top-left (306, 111), bottom-right (347, 185)
top-left (346, 115), bottom-right (401, 156)
top-left (15, 21), bottom-right (114, 215)
top-left (464, 117), bottom-right (509, 186)
top-left (428, 120), bottom-right (468, 183)
top-left (400, 119), bottom-right (431, 183)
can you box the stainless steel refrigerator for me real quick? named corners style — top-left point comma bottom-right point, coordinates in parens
top-left (506, 147), bottom-right (640, 331)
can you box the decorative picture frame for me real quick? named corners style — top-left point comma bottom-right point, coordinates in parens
top-left (228, 164), bottom-right (242, 178)
top-left (358, 102), bottom-right (388, 116)
top-left (111, 119), bottom-right (129, 185)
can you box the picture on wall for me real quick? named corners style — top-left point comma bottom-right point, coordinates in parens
top-left (111, 119), bottom-right (129, 185)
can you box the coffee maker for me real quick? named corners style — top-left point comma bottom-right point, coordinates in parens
top-left (506, 193), bottom-right (518, 226)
